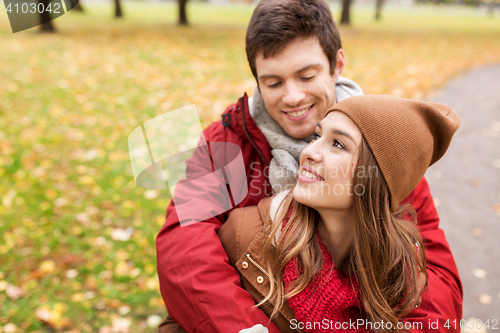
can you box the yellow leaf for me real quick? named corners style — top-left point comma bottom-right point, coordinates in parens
top-left (145, 277), bottom-right (159, 290)
top-left (39, 260), bottom-right (56, 274)
top-left (71, 292), bottom-right (85, 302)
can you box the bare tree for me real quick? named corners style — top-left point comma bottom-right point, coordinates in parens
top-left (340, 0), bottom-right (352, 25)
top-left (487, 0), bottom-right (495, 15)
top-left (39, 0), bottom-right (55, 32)
top-left (375, 0), bottom-right (385, 20)
top-left (115, 0), bottom-right (123, 18)
top-left (179, 0), bottom-right (188, 25)
top-left (71, 0), bottom-right (84, 12)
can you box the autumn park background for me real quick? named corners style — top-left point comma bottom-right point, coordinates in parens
top-left (1, 0), bottom-right (500, 332)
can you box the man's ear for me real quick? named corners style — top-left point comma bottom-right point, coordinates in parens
top-left (334, 49), bottom-right (346, 78)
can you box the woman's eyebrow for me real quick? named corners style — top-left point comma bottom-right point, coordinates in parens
top-left (316, 122), bottom-right (357, 145)
top-left (332, 129), bottom-right (357, 145)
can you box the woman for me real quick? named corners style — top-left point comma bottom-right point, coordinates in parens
top-left (160, 95), bottom-right (460, 333)
top-left (220, 95), bottom-right (459, 333)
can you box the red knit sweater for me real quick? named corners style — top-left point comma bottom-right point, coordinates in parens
top-left (282, 204), bottom-right (370, 333)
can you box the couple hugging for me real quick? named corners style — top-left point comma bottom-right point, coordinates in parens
top-left (156, 0), bottom-right (463, 332)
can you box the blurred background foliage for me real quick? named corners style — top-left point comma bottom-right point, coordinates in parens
top-left (1, 1), bottom-right (500, 332)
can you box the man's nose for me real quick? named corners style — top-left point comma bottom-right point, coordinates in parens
top-left (282, 82), bottom-right (305, 106)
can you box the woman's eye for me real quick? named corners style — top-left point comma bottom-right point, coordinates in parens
top-left (268, 82), bottom-right (282, 88)
top-left (333, 140), bottom-right (345, 150)
top-left (312, 132), bottom-right (321, 141)
top-left (302, 76), bottom-right (315, 81)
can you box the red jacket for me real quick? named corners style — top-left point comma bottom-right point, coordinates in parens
top-left (156, 94), bottom-right (463, 333)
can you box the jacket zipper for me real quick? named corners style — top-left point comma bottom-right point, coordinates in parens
top-left (246, 253), bottom-right (277, 284)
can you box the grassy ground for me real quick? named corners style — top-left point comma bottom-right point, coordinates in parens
top-left (1, 1), bottom-right (500, 332)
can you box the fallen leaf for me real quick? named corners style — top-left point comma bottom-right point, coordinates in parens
top-left (76, 212), bottom-right (90, 226)
top-left (471, 228), bottom-right (483, 237)
top-left (112, 317), bottom-right (131, 333)
top-left (114, 261), bottom-right (129, 277)
top-left (472, 268), bottom-right (487, 279)
top-left (3, 323), bottom-right (18, 333)
top-left (35, 307), bottom-right (53, 326)
top-left (468, 179), bottom-right (479, 188)
top-left (111, 228), bottom-right (134, 241)
top-left (85, 291), bottom-right (96, 299)
top-left (54, 197), bottom-right (67, 207)
top-left (39, 260), bottom-right (56, 274)
top-left (144, 190), bottom-right (159, 199)
top-left (479, 294), bottom-right (492, 305)
top-left (99, 326), bottom-right (113, 333)
top-left (65, 269), bottom-right (79, 279)
top-left (119, 305), bottom-right (131, 316)
top-left (86, 205), bottom-right (99, 215)
top-left (147, 315), bottom-right (163, 328)
top-left (6, 284), bottom-right (25, 300)
top-left (100, 201), bottom-right (115, 209)
top-left (146, 277), bottom-right (159, 290)
top-left (71, 292), bottom-right (85, 302)
top-left (493, 203), bottom-right (500, 217)
top-left (109, 299), bottom-right (121, 309)
top-left (99, 270), bottom-right (113, 281)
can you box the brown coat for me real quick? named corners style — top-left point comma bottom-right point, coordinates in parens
top-left (159, 196), bottom-right (303, 333)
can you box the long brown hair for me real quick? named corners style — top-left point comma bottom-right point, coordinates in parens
top-left (258, 138), bottom-right (427, 332)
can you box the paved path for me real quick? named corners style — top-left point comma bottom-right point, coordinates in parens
top-left (425, 64), bottom-right (500, 327)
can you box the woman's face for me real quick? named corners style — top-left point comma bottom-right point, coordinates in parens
top-left (293, 111), bottom-right (362, 211)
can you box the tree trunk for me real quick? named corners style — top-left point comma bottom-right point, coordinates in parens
top-left (115, 0), bottom-right (123, 18)
top-left (340, 0), bottom-right (351, 25)
top-left (39, 0), bottom-right (55, 32)
top-left (487, 1), bottom-right (494, 15)
top-left (71, 0), bottom-right (84, 12)
top-left (375, 0), bottom-right (384, 20)
top-left (179, 0), bottom-right (188, 25)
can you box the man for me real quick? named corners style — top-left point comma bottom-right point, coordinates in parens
top-left (156, 0), bottom-right (463, 332)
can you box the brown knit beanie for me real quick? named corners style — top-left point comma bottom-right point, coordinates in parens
top-left (325, 95), bottom-right (460, 212)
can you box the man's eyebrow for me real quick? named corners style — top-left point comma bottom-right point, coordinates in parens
top-left (258, 63), bottom-right (323, 80)
top-left (316, 123), bottom-right (357, 145)
top-left (296, 63), bottom-right (322, 74)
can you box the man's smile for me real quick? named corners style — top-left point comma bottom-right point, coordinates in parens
top-left (282, 105), bottom-right (315, 121)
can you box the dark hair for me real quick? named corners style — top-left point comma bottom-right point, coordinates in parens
top-left (246, 0), bottom-right (342, 81)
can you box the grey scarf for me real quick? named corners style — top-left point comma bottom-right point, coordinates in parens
top-left (248, 76), bottom-right (364, 193)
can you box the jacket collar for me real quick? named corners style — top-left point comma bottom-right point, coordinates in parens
top-left (223, 93), bottom-right (271, 167)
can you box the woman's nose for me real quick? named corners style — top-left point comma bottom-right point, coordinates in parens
top-left (301, 142), bottom-right (323, 164)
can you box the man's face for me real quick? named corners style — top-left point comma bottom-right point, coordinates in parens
top-left (255, 36), bottom-right (345, 139)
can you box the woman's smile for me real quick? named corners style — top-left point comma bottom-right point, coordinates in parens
top-left (298, 165), bottom-right (324, 183)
